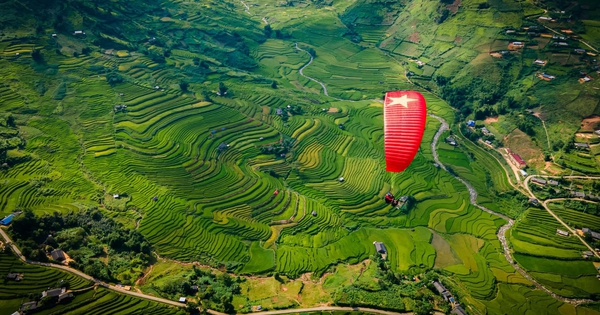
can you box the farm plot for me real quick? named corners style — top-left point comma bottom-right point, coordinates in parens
top-left (511, 208), bottom-right (600, 298)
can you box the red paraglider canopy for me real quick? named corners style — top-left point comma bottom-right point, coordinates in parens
top-left (384, 91), bottom-right (427, 172)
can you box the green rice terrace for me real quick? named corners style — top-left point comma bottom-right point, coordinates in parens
top-left (1, 0), bottom-right (600, 314)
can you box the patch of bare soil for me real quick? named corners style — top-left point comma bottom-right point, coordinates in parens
top-left (576, 133), bottom-right (596, 138)
top-left (327, 107), bottom-right (339, 113)
top-left (580, 115), bottom-right (600, 131)
top-left (543, 162), bottom-right (562, 175)
top-left (484, 116), bottom-right (499, 123)
top-left (408, 32), bottom-right (420, 43)
top-left (446, 0), bottom-right (462, 14)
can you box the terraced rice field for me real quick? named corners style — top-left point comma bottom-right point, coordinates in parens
top-left (0, 253), bottom-right (181, 314)
top-left (510, 208), bottom-right (600, 298)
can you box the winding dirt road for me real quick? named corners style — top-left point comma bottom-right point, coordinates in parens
top-left (295, 43), bottom-right (330, 97)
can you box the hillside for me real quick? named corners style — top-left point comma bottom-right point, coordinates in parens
top-left (1, 0), bottom-right (600, 314)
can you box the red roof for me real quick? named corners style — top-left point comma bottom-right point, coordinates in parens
top-left (273, 190), bottom-right (279, 195)
top-left (511, 153), bottom-right (526, 165)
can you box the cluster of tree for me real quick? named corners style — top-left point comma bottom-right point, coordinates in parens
top-left (333, 255), bottom-right (449, 315)
top-left (9, 208), bottom-right (152, 284)
top-left (0, 112), bottom-right (28, 168)
top-left (151, 266), bottom-right (242, 313)
top-left (435, 64), bottom-right (511, 120)
top-left (340, 0), bottom-right (403, 26)
top-left (260, 135), bottom-right (295, 157)
top-left (263, 25), bottom-right (291, 40)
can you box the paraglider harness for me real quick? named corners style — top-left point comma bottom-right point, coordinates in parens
top-left (385, 192), bottom-right (400, 207)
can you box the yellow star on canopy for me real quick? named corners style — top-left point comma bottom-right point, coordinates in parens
top-left (387, 95), bottom-right (417, 108)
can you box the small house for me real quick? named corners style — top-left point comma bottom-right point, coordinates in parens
top-left (445, 137), bottom-right (457, 146)
top-left (152, 196), bottom-right (158, 202)
top-left (571, 191), bottom-right (586, 198)
top-left (191, 285), bottom-right (198, 291)
top-left (556, 229), bottom-right (569, 237)
top-left (529, 198), bottom-right (539, 205)
top-left (432, 281), bottom-right (448, 295)
top-left (579, 76), bottom-right (592, 84)
top-left (217, 143), bottom-right (229, 151)
top-left (452, 305), bottom-right (468, 315)
top-left (51, 249), bottom-right (66, 261)
top-left (484, 140), bottom-right (492, 146)
top-left (541, 33), bottom-right (553, 38)
top-left (539, 73), bottom-right (556, 81)
top-left (538, 16), bottom-right (552, 21)
top-left (58, 292), bottom-right (73, 302)
top-left (51, 33), bottom-right (57, 38)
top-left (520, 169), bottom-right (528, 177)
top-left (548, 180), bottom-right (559, 186)
top-left (481, 127), bottom-right (491, 136)
top-left (338, 177), bottom-right (344, 182)
top-left (179, 297), bottom-right (187, 303)
top-left (505, 30), bottom-right (516, 34)
top-left (1, 214), bottom-right (15, 225)
top-left (533, 59), bottom-right (547, 66)
top-left (575, 143), bottom-right (590, 149)
top-left (583, 228), bottom-right (600, 240)
top-left (442, 291), bottom-right (452, 301)
top-left (373, 241), bottom-right (387, 256)
top-left (557, 42), bottom-right (569, 46)
top-left (574, 49), bottom-right (586, 54)
top-left (275, 108), bottom-right (283, 115)
top-left (467, 120), bottom-right (475, 127)
top-left (113, 194), bottom-right (120, 199)
top-left (21, 301), bottom-right (38, 312)
top-left (73, 31), bottom-right (85, 35)
top-left (311, 211), bottom-right (317, 216)
top-left (42, 287), bottom-right (65, 298)
top-left (506, 149), bottom-right (527, 168)
top-left (6, 273), bottom-right (23, 281)
top-left (531, 178), bottom-right (547, 185)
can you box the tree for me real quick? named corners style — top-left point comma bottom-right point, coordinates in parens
top-left (263, 25), bottom-right (272, 37)
top-left (106, 72), bottom-right (124, 86)
top-left (31, 49), bottom-right (44, 63)
top-left (218, 82), bottom-right (228, 95)
top-left (186, 302), bottom-right (200, 314)
top-left (180, 80), bottom-right (189, 91)
top-left (271, 81), bottom-right (277, 89)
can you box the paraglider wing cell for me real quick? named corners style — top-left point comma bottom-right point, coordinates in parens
top-left (384, 91), bottom-right (427, 172)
